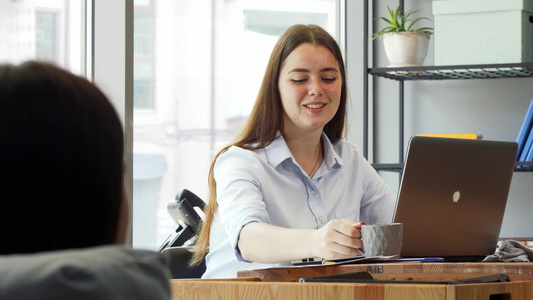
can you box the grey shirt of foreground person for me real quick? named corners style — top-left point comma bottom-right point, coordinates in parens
top-left (0, 246), bottom-right (171, 300)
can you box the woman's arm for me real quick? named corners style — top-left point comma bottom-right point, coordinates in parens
top-left (237, 219), bottom-right (364, 263)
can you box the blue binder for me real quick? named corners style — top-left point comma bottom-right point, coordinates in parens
top-left (516, 100), bottom-right (533, 161)
top-left (524, 137), bottom-right (533, 162)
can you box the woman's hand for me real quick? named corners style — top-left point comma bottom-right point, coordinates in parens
top-left (237, 220), bottom-right (364, 263)
top-left (310, 219), bottom-right (364, 260)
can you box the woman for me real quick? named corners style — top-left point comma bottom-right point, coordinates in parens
top-left (192, 24), bottom-right (395, 278)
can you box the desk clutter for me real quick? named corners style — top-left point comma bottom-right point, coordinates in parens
top-left (485, 240), bottom-right (533, 262)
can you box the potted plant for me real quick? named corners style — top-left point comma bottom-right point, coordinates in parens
top-left (373, 6), bottom-right (433, 67)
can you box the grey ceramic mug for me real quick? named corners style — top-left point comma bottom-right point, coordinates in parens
top-left (360, 223), bottom-right (403, 258)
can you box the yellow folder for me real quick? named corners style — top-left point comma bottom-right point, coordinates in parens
top-left (416, 133), bottom-right (482, 140)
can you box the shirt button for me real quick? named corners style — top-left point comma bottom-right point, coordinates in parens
top-left (310, 190), bottom-right (317, 196)
top-left (319, 217), bottom-right (325, 223)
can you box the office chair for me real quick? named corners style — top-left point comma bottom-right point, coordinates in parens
top-left (159, 189), bottom-right (206, 279)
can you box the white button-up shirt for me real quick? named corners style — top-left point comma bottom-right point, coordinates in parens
top-left (202, 133), bottom-right (395, 278)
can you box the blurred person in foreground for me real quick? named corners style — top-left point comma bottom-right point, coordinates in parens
top-left (0, 61), bottom-right (170, 300)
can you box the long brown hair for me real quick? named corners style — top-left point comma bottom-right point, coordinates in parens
top-left (191, 24), bottom-right (348, 265)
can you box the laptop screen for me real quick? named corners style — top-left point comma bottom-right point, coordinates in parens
top-left (393, 136), bottom-right (517, 259)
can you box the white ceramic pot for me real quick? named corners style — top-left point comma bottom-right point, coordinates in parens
top-left (382, 32), bottom-right (430, 67)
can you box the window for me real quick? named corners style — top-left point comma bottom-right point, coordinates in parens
top-left (35, 10), bottom-right (58, 61)
top-left (133, 0), bottom-right (340, 250)
top-left (0, 0), bottom-right (87, 76)
top-left (134, 8), bottom-right (153, 109)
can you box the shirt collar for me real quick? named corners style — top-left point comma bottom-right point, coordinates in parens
top-left (264, 132), bottom-right (345, 169)
top-left (322, 133), bottom-right (345, 169)
top-left (264, 133), bottom-right (292, 168)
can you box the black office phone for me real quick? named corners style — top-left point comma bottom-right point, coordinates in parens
top-left (158, 189), bottom-right (205, 252)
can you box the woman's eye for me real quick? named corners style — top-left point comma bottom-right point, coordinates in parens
top-left (323, 77), bottom-right (336, 83)
top-left (291, 79), bottom-right (307, 83)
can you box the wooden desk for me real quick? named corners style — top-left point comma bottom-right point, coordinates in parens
top-left (238, 262), bottom-right (533, 282)
top-left (170, 263), bottom-right (533, 300)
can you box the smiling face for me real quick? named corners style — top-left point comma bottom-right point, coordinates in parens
top-left (278, 43), bottom-right (342, 137)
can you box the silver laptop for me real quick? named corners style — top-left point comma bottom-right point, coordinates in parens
top-left (393, 136), bottom-right (518, 261)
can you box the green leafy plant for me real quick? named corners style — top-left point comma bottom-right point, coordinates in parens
top-left (372, 6), bottom-right (433, 39)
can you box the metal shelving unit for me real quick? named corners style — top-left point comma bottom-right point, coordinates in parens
top-left (363, 0), bottom-right (533, 172)
top-left (370, 63), bottom-right (533, 81)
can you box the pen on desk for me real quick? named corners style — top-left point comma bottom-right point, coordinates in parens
top-left (411, 257), bottom-right (444, 262)
top-left (387, 257), bottom-right (445, 263)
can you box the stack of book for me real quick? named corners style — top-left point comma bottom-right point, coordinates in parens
top-left (516, 100), bottom-right (533, 169)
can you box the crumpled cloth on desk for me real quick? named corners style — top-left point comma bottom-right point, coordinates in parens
top-left (483, 240), bottom-right (533, 262)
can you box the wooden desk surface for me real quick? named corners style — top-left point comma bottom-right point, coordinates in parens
top-left (237, 262), bottom-right (533, 282)
top-left (171, 279), bottom-right (533, 300)
top-left (171, 263), bottom-right (533, 300)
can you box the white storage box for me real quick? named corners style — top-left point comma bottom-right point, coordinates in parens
top-left (432, 0), bottom-right (533, 65)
